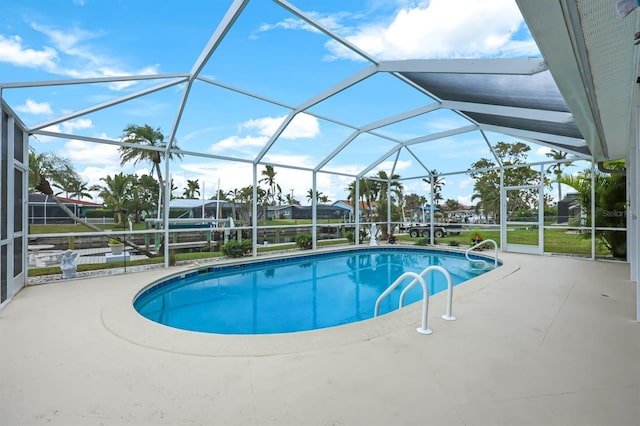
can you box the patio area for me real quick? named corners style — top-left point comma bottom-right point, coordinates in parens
top-left (0, 252), bottom-right (637, 425)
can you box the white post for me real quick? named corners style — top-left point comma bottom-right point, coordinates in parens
top-left (591, 162), bottom-right (596, 260)
top-left (632, 107), bottom-right (640, 320)
top-left (431, 177), bottom-right (435, 244)
top-left (355, 179), bottom-right (360, 245)
top-left (252, 165), bottom-right (258, 257)
top-left (163, 161), bottom-right (171, 267)
top-left (312, 172), bottom-right (317, 250)
top-left (216, 177), bottom-right (221, 221)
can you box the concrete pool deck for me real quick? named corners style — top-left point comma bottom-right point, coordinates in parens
top-left (0, 251), bottom-right (638, 425)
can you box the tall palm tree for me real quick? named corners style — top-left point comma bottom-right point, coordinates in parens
top-left (346, 178), bottom-right (374, 220)
top-left (68, 178), bottom-right (93, 201)
top-left (423, 169), bottom-right (444, 206)
top-left (29, 148), bottom-right (73, 192)
top-left (93, 173), bottom-right (132, 223)
top-left (227, 188), bottom-right (241, 220)
top-left (377, 171), bottom-right (403, 203)
top-left (119, 124), bottom-right (183, 209)
top-left (259, 165), bottom-right (280, 206)
top-left (306, 189), bottom-right (328, 204)
top-left (183, 179), bottom-right (200, 199)
top-left (546, 149), bottom-right (572, 202)
top-left (51, 169), bottom-right (84, 199)
top-left (285, 192), bottom-right (299, 205)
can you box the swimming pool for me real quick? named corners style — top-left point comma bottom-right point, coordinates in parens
top-left (134, 247), bottom-right (497, 334)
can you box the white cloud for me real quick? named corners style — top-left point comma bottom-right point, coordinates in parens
top-left (458, 177), bottom-right (474, 189)
top-left (368, 159), bottom-right (413, 177)
top-left (36, 118), bottom-right (94, 143)
top-left (270, 0), bottom-right (539, 61)
top-left (61, 118), bottom-right (93, 132)
top-left (0, 35), bottom-right (59, 70)
top-left (15, 99), bottom-right (53, 115)
top-left (536, 146), bottom-right (552, 156)
top-left (78, 166), bottom-right (115, 193)
top-left (241, 113), bottom-right (320, 139)
top-left (209, 134), bottom-right (268, 153)
top-left (0, 23), bottom-right (159, 89)
top-left (262, 153), bottom-right (315, 169)
top-left (210, 113), bottom-right (321, 154)
top-left (62, 138), bottom-right (121, 166)
top-left (457, 194), bottom-right (473, 206)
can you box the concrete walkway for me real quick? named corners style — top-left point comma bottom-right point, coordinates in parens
top-left (1, 252), bottom-right (638, 425)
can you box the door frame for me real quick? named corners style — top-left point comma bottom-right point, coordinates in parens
top-left (501, 181), bottom-right (544, 255)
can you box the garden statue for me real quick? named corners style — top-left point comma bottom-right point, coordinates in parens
top-left (369, 223), bottom-right (377, 246)
top-left (60, 249), bottom-right (79, 279)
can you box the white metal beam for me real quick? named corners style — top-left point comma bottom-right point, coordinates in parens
top-left (190, 0), bottom-right (249, 79)
top-left (377, 58), bottom-right (548, 75)
top-left (440, 100), bottom-right (575, 123)
top-left (297, 66), bottom-right (378, 112)
top-left (402, 125), bottom-right (478, 147)
top-left (479, 124), bottom-right (587, 148)
top-left (29, 78), bottom-right (187, 132)
top-left (0, 73), bottom-right (189, 89)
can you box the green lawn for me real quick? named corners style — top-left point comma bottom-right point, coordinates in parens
top-left (425, 228), bottom-right (609, 256)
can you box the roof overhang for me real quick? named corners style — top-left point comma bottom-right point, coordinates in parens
top-left (516, 0), bottom-right (638, 161)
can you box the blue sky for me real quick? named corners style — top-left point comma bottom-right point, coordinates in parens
top-left (0, 0), bottom-right (581, 205)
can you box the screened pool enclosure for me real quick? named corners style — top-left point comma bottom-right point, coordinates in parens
top-left (0, 0), bottom-right (638, 319)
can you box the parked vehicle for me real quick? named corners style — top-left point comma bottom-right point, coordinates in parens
top-left (407, 222), bottom-right (462, 238)
top-left (408, 225), bottom-right (447, 238)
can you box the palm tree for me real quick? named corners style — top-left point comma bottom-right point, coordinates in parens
top-left (183, 179), bottom-right (200, 199)
top-left (259, 165), bottom-right (281, 206)
top-left (346, 178), bottom-right (375, 220)
top-left (93, 173), bottom-right (132, 223)
top-left (306, 189), bottom-right (329, 204)
top-left (227, 188), bottom-right (241, 220)
top-left (423, 169), bottom-right (444, 206)
top-left (285, 192), bottom-right (299, 205)
top-left (29, 148), bottom-right (73, 192)
top-left (546, 149), bottom-right (572, 202)
top-left (119, 124), bottom-right (183, 210)
top-left (52, 169), bottom-right (84, 199)
top-left (68, 178), bottom-right (93, 201)
top-left (377, 171), bottom-right (403, 203)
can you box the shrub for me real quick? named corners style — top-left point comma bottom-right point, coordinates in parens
top-left (345, 231), bottom-right (355, 244)
top-left (295, 233), bottom-right (313, 249)
top-left (345, 230), bottom-right (364, 244)
top-left (415, 237), bottom-right (434, 246)
top-left (222, 239), bottom-right (252, 257)
top-left (85, 209), bottom-right (114, 219)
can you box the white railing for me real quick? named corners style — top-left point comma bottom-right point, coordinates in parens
top-left (465, 239), bottom-right (498, 270)
top-left (374, 265), bottom-right (455, 335)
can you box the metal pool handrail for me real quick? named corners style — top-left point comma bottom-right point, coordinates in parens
top-left (465, 239), bottom-right (498, 269)
top-left (374, 265), bottom-right (455, 335)
top-left (399, 265), bottom-right (456, 322)
top-left (374, 272), bottom-right (431, 334)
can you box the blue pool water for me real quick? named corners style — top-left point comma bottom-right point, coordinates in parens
top-left (134, 248), bottom-right (496, 334)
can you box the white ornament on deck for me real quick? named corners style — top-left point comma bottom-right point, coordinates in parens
top-left (369, 223), bottom-right (377, 246)
top-left (60, 249), bottom-right (79, 279)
